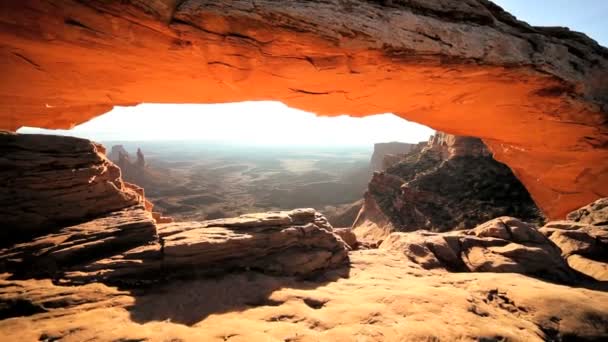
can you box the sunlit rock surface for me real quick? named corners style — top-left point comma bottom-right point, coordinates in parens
top-left (0, 208), bottom-right (349, 285)
top-left (1, 131), bottom-right (608, 340)
top-left (540, 200), bottom-right (608, 281)
top-left (353, 132), bottom-right (542, 241)
top-left (379, 216), bottom-right (576, 283)
top-left (1, 0), bottom-right (607, 218)
top-left (2, 249), bottom-right (608, 341)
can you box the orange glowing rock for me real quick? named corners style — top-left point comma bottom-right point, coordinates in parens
top-left (0, 0), bottom-right (606, 218)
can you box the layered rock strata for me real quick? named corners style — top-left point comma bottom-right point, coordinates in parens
top-left (0, 208), bottom-right (349, 285)
top-left (64, 209), bottom-right (348, 285)
top-left (0, 132), bottom-right (142, 245)
top-left (2, 235), bottom-right (608, 341)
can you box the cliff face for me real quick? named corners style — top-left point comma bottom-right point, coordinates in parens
top-left (369, 142), bottom-right (417, 173)
top-left (0, 0), bottom-right (607, 218)
top-left (354, 132), bottom-right (542, 241)
top-left (0, 132), bottom-right (143, 245)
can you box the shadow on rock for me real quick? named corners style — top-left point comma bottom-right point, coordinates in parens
top-left (127, 266), bottom-right (350, 326)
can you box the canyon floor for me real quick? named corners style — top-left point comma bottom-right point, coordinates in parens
top-left (2, 249), bottom-right (608, 342)
top-left (111, 141), bottom-right (370, 222)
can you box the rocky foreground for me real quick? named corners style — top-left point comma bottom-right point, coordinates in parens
top-left (1, 132), bottom-right (608, 341)
top-left (1, 206), bottom-right (608, 341)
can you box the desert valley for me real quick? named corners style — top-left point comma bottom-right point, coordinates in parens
top-left (1, 0), bottom-right (608, 341)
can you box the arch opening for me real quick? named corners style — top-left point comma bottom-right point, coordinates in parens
top-left (17, 101), bottom-right (438, 223)
top-left (1, 0), bottom-right (607, 220)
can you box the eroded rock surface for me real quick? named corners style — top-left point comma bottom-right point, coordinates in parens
top-left (0, 205), bottom-right (157, 279)
top-left (539, 200), bottom-right (608, 281)
top-left (2, 250), bottom-right (608, 341)
top-left (380, 216), bottom-right (577, 283)
top-left (566, 197), bottom-right (608, 226)
top-left (67, 209), bottom-right (347, 284)
top-left (1, 0), bottom-right (607, 218)
top-left (0, 207), bottom-right (349, 285)
top-left (354, 132), bottom-right (542, 241)
top-left (0, 132), bottom-right (142, 244)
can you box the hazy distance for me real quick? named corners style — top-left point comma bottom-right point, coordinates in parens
top-left (18, 102), bottom-right (435, 147)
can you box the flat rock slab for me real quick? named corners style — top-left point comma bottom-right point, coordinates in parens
top-left (2, 250), bottom-right (608, 341)
top-left (63, 209), bottom-right (348, 285)
top-left (0, 205), bottom-right (157, 278)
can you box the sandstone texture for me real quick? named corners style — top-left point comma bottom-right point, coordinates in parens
top-left (539, 199), bottom-right (608, 281)
top-left (0, 0), bottom-right (607, 218)
top-left (566, 197), bottom-right (608, 226)
top-left (2, 249), bottom-right (608, 341)
top-left (0, 132), bottom-right (142, 244)
top-left (354, 132), bottom-right (542, 241)
top-left (379, 217), bottom-right (575, 283)
top-left (1, 132), bottom-right (608, 340)
top-left (0, 208), bottom-right (349, 285)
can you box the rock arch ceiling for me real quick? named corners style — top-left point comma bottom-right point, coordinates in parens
top-left (0, 0), bottom-right (607, 219)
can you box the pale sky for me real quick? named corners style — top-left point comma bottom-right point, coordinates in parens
top-left (18, 2), bottom-right (605, 146)
top-left (493, 0), bottom-right (607, 46)
top-left (19, 102), bottom-right (435, 146)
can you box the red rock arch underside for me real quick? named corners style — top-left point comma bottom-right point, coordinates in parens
top-left (1, 0), bottom-right (607, 219)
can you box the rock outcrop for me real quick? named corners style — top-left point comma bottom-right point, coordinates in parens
top-left (1, 0), bottom-right (607, 218)
top-left (566, 197), bottom-right (608, 226)
top-left (539, 198), bottom-right (608, 281)
top-left (0, 132), bottom-right (142, 245)
top-left (369, 142), bottom-right (417, 173)
top-left (65, 209), bottom-right (347, 284)
top-left (109, 144), bottom-right (129, 163)
top-left (111, 145), bottom-right (147, 187)
top-left (0, 207), bottom-right (349, 285)
top-left (2, 241), bottom-right (608, 341)
top-left (379, 198), bottom-right (608, 283)
top-left (354, 132), bottom-right (543, 241)
top-left (109, 145), bottom-right (173, 223)
top-left (380, 216), bottom-right (576, 283)
top-left (0, 205), bottom-right (157, 279)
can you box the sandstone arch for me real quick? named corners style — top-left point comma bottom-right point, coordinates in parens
top-left (1, 0), bottom-right (607, 219)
